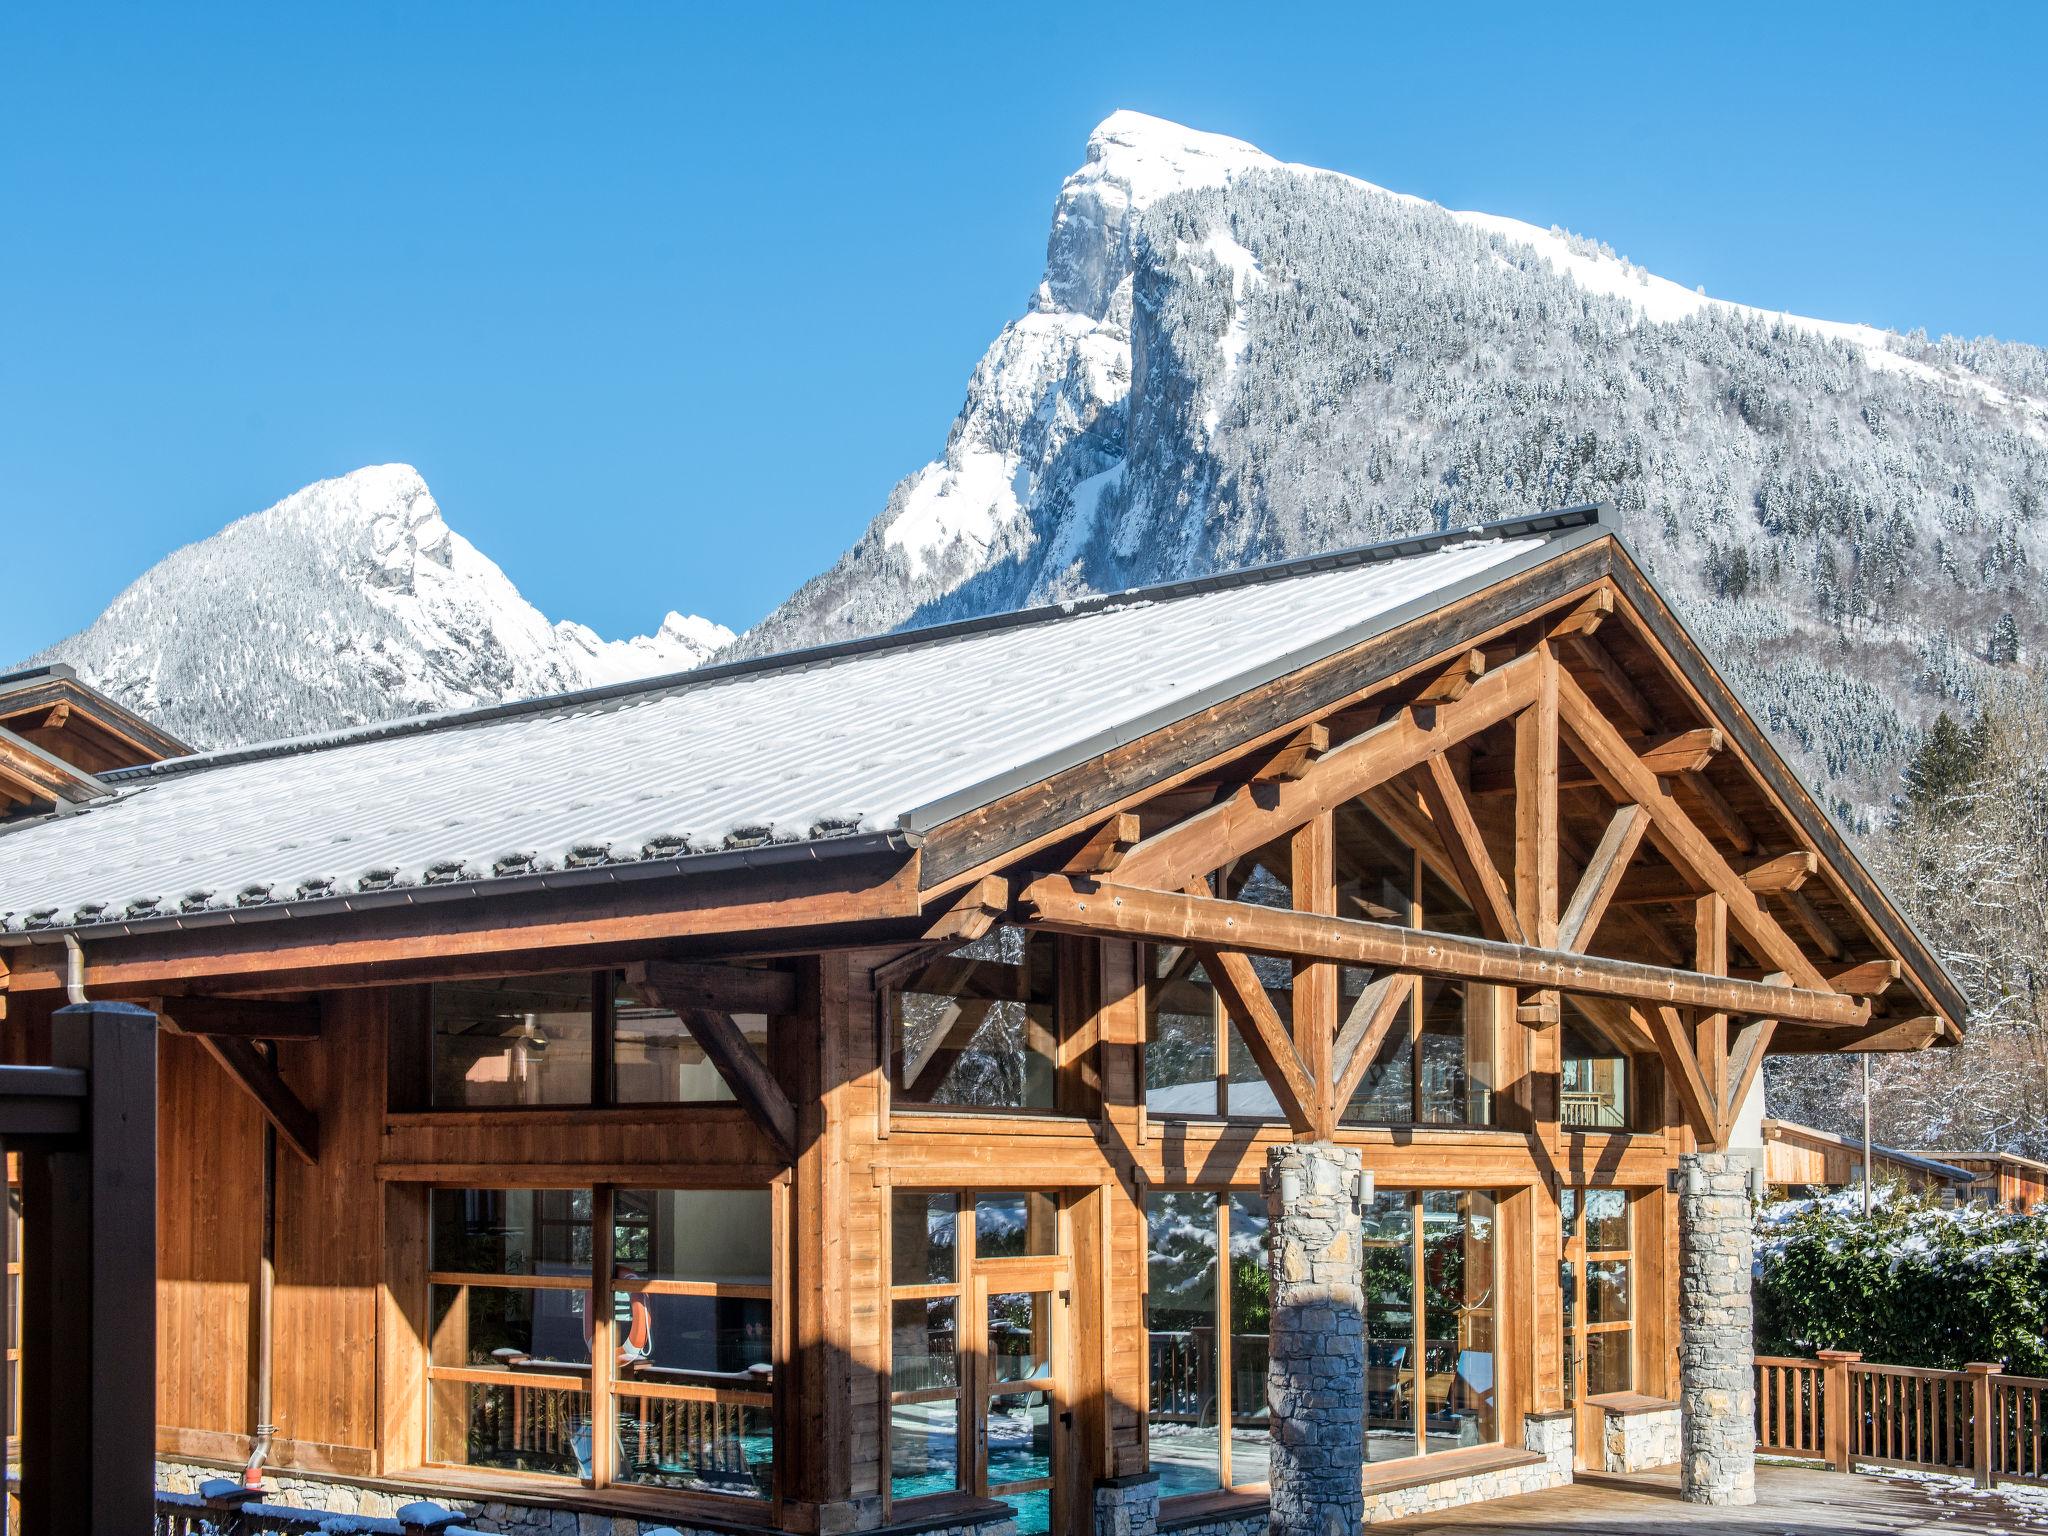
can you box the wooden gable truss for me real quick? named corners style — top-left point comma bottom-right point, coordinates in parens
top-left (992, 581), bottom-right (1952, 1152)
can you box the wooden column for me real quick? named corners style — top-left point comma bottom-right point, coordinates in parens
top-left (1516, 647), bottom-right (1566, 1416)
top-left (1292, 812), bottom-right (1338, 1140)
top-left (1094, 941), bottom-right (1152, 1481)
top-left (772, 954), bottom-right (886, 1533)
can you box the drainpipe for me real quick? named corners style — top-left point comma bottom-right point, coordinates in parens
top-left (244, 1043), bottom-right (278, 1488)
top-left (1861, 1055), bottom-right (1874, 1219)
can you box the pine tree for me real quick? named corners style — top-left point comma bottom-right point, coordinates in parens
top-left (1903, 711), bottom-right (1985, 815)
top-left (1992, 611), bottom-right (2022, 665)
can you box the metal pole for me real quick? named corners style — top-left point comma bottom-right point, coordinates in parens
top-left (1862, 1054), bottom-right (1873, 1218)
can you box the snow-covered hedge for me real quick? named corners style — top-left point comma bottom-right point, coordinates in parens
top-left (1754, 1191), bottom-right (2048, 1374)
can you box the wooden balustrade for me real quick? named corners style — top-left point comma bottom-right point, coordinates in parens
top-left (1756, 1352), bottom-right (2048, 1491)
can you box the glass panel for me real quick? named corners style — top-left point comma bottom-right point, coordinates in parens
top-left (431, 1284), bottom-right (591, 1372)
top-left (618, 1292), bottom-right (771, 1384)
top-left (613, 976), bottom-right (767, 1104)
top-left (1146, 951), bottom-right (1220, 1117)
top-left (1561, 1012), bottom-right (1629, 1130)
top-left (1418, 980), bottom-right (1492, 1126)
top-left (1420, 866), bottom-right (1482, 939)
top-left (1586, 1261), bottom-right (1631, 1325)
top-left (1422, 1191), bottom-right (1496, 1453)
top-left (1227, 1191), bottom-right (1272, 1489)
top-left (613, 1189), bottom-right (771, 1285)
top-left (430, 1377), bottom-right (587, 1476)
top-left (893, 1192), bottom-right (959, 1285)
top-left (1342, 999), bottom-right (1416, 1125)
top-left (430, 974), bottom-right (594, 1107)
top-left (431, 1188), bottom-right (591, 1278)
top-left (1586, 1329), bottom-right (1633, 1396)
top-left (612, 1396), bottom-right (772, 1497)
top-left (894, 926), bottom-right (1059, 1109)
top-left (1584, 1189), bottom-right (1630, 1253)
top-left (891, 1397), bottom-right (962, 1500)
top-left (892, 1298), bottom-right (959, 1392)
top-left (989, 1292), bottom-right (1052, 1382)
top-left (1361, 1192), bottom-right (1415, 1464)
top-left (987, 1389), bottom-right (1054, 1517)
top-left (1146, 1191), bottom-right (1220, 1496)
top-left (976, 1192), bottom-right (1058, 1258)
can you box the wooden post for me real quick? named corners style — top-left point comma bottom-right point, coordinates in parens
top-left (1817, 1350), bottom-right (1860, 1473)
top-left (1968, 1361), bottom-right (2002, 1489)
top-left (19, 1001), bottom-right (158, 1536)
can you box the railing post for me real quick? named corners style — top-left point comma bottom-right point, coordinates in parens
top-left (1968, 1362), bottom-right (2003, 1489)
top-left (1817, 1350), bottom-right (1860, 1473)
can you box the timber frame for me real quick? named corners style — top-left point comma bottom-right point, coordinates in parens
top-left (0, 509), bottom-right (1965, 1535)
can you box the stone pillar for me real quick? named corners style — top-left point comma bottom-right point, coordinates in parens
top-left (1263, 1143), bottom-right (1364, 1536)
top-left (1677, 1151), bottom-right (1756, 1505)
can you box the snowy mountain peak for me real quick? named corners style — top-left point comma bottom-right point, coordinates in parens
top-left (1082, 112), bottom-right (1276, 207)
top-left (31, 466), bottom-right (731, 747)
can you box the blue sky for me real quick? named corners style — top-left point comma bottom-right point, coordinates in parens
top-left (4, 3), bottom-right (2042, 661)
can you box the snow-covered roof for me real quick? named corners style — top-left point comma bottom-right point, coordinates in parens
top-left (0, 514), bottom-right (1601, 937)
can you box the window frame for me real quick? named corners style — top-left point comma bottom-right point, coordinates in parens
top-left (422, 1182), bottom-right (777, 1509)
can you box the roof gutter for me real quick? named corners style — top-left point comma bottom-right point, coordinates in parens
top-left (0, 827), bottom-right (920, 944)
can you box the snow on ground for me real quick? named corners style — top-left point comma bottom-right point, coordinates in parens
top-left (1876, 1467), bottom-right (2048, 1528)
top-left (881, 449), bottom-right (1026, 578)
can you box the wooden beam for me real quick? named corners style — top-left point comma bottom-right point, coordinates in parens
top-left (1560, 633), bottom-right (1656, 732)
top-left (1188, 943), bottom-right (1315, 1136)
top-left (1825, 958), bottom-right (1901, 996)
top-left (922, 875), bottom-right (1010, 943)
top-left (1418, 753), bottom-right (1522, 943)
top-left (619, 960), bottom-right (798, 1016)
top-left (1413, 649), bottom-right (1488, 707)
top-left (1695, 893), bottom-right (1730, 1134)
top-left (1571, 995), bottom-right (1658, 1056)
top-left (1111, 651), bottom-right (1542, 893)
top-left (1678, 769), bottom-right (1757, 855)
top-left (1250, 724), bottom-right (1330, 783)
top-left (1557, 803), bottom-right (1648, 953)
top-left (1018, 876), bottom-right (1870, 1027)
top-left (1331, 974), bottom-right (1411, 1112)
top-left (1724, 1017), bottom-right (1777, 1129)
top-left (1744, 850), bottom-right (1818, 894)
top-left (1554, 667), bottom-right (1834, 994)
top-left (1292, 814), bottom-right (1339, 1138)
top-left (1775, 1015), bottom-right (1944, 1054)
top-left (158, 995), bottom-right (322, 1040)
top-left (1778, 886), bottom-right (1846, 962)
top-left (1609, 850), bottom-right (1820, 907)
top-left (1547, 588), bottom-right (1613, 640)
top-left (1645, 1004), bottom-right (1719, 1145)
top-left (1470, 727), bottom-right (1722, 795)
top-left (632, 962), bottom-right (797, 1161)
top-left (195, 1035), bottom-right (319, 1163)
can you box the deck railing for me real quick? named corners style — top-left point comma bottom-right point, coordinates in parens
top-left (1755, 1351), bottom-right (2046, 1489)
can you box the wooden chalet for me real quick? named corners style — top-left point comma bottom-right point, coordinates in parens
top-left (1759, 1119), bottom-right (1977, 1200)
top-left (0, 507), bottom-right (1965, 1534)
top-left (1910, 1151), bottom-right (2048, 1213)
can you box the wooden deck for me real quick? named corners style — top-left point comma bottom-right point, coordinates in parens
top-left (1388, 1464), bottom-right (2044, 1533)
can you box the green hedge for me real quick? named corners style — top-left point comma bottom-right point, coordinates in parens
top-left (1754, 1193), bottom-right (2048, 1374)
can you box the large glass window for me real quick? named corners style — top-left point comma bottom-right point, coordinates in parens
top-left (1560, 1006), bottom-right (1631, 1131)
top-left (891, 928), bottom-right (1065, 1111)
top-left (423, 970), bottom-right (778, 1109)
top-left (1143, 1191), bottom-right (1273, 1495)
top-left (431, 977), bottom-right (596, 1108)
top-left (426, 1186), bottom-right (774, 1501)
top-left (1362, 1189), bottom-right (1498, 1465)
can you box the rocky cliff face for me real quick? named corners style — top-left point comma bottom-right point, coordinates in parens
top-left (742, 112), bottom-right (2048, 814)
top-left (30, 464), bottom-right (731, 747)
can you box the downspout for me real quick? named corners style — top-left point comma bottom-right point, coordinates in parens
top-left (244, 1042), bottom-right (278, 1487)
top-left (61, 933), bottom-right (87, 1006)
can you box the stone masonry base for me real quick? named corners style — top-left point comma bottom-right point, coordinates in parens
top-left (1602, 1404), bottom-right (1682, 1474)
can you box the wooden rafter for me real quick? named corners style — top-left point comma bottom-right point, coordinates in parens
top-left (1557, 802), bottom-right (1648, 953)
top-left (1249, 724), bottom-right (1329, 783)
top-left (1468, 727), bottom-right (1722, 795)
top-left (1330, 973), bottom-right (1413, 1113)
top-left (1724, 1017), bottom-right (1778, 1128)
top-left (1646, 1004), bottom-right (1719, 1144)
top-left (632, 962), bottom-right (797, 1161)
top-left (922, 875), bottom-right (1011, 944)
top-left (159, 995), bottom-right (321, 1040)
top-left (1417, 753), bottom-right (1521, 943)
top-left (1554, 666), bottom-right (1834, 994)
top-left (1111, 651), bottom-right (1542, 893)
top-left (195, 1034), bottom-right (319, 1163)
top-left (1187, 942), bottom-right (1315, 1135)
top-left (1020, 876), bottom-right (1869, 1027)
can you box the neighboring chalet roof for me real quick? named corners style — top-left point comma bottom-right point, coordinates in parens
top-left (0, 518), bottom-right (1572, 935)
top-left (1911, 1149), bottom-right (2048, 1176)
top-left (0, 504), bottom-right (1969, 1040)
top-left (0, 664), bottom-right (189, 817)
top-left (1762, 1118), bottom-right (1978, 1186)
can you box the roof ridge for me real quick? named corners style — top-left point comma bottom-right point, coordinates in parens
top-left (104, 504), bottom-right (1610, 786)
